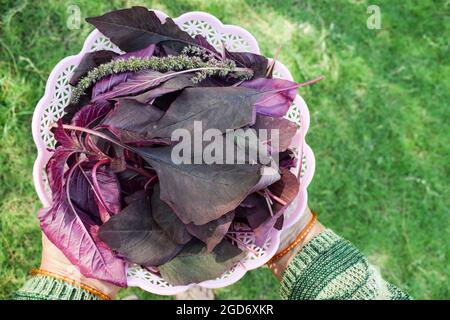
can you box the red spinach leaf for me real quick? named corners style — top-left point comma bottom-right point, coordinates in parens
top-left (194, 34), bottom-right (221, 56)
top-left (98, 193), bottom-right (184, 266)
top-left (91, 162), bottom-right (121, 222)
top-left (136, 145), bottom-right (262, 225)
top-left (39, 149), bottom-right (127, 286)
top-left (52, 120), bottom-right (79, 149)
top-left (147, 87), bottom-right (259, 139)
top-left (159, 239), bottom-right (245, 285)
top-left (186, 211), bottom-right (235, 252)
top-left (68, 166), bottom-right (100, 220)
top-left (151, 184), bottom-right (192, 245)
top-left (239, 78), bottom-right (298, 117)
top-left (253, 168), bottom-right (300, 245)
top-left (102, 98), bottom-right (164, 132)
top-left (71, 101), bottom-right (113, 128)
top-left (224, 49), bottom-right (268, 79)
top-left (252, 115), bottom-right (297, 152)
top-left (131, 74), bottom-right (194, 104)
top-left (86, 7), bottom-right (195, 53)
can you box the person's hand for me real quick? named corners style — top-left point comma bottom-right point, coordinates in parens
top-left (39, 233), bottom-right (120, 299)
top-left (268, 207), bottom-right (325, 280)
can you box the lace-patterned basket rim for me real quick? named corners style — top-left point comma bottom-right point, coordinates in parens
top-left (31, 9), bottom-right (315, 295)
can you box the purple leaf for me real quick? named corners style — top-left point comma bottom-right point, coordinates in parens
top-left (147, 87), bottom-right (260, 139)
top-left (151, 184), bottom-right (192, 245)
top-left (98, 193), bottom-right (184, 267)
top-left (279, 149), bottom-right (297, 169)
top-left (114, 43), bottom-right (156, 61)
top-left (253, 213), bottom-right (282, 247)
top-left (237, 168), bottom-right (300, 246)
top-left (99, 99), bottom-right (171, 146)
top-left (159, 239), bottom-right (245, 285)
top-left (236, 193), bottom-right (267, 220)
top-left (117, 170), bottom-right (148, 196)
top-left (92, 73), bottom-right (130, 99)
top-left (91, 161), bottom-right (121, 221)
top-left (102, 98), bottom-right (164, 133)
top-left (131, 74), bottom-right (193, 104)
top-left (52, 120), bottom-right (79, 149)
top-left (158, 44), bottom-right (180, 57)
top-left (252, 114), bottom-right (297, 152)
top-left (124, 189), bottom-right (148, 204)
top-left (247, 202), bottom-right (282, 247)
top-left (239, 78), bottom-right (298, 117)
top-left (194, 34), bottom-right (220, 56)
top-left (45, 148), bottom-right (77, 203)
top-left (109, 144), bottom-right (126, 173)
top-left (250, 166), bottom-right (281, 193)
top-left (39, 149), bottom-right (127, 286)
top-left (86, 7), bottom-right (196, 53)
top-left (186, 211), bottom-right (235, 252)
top-left (268, 168), bottom-right (300, 209)
top-left (68, 162), bottom-right (120, 223)
top-left (114, 130), bottom-right (171, 146)
top-left (71, 101), bottom-right (113, 128)
top-left (254, 168), bottom-right (300, 243)
top-left (136, 145), bottom-right (262, 225)
top-left (224, 49), bottom-right (268, 78)
top-left (69, 166), bottom-right (99, 220)
top-left (62, 95), bottom-right (92, 124)
top-left (235, 193), bottom-right (274, 246)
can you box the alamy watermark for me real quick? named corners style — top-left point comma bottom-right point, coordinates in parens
top-left (66, 4), bottom-right (81, 30)
top-left (170, 121), bottom-right (280, 167)
top-left (367, 5), bottom-right (381, 29)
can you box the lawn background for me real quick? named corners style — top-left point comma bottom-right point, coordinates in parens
top-left (0, 0), bottom-right (448, 299)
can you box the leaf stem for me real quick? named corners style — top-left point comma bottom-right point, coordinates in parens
top-left (144, 175), bottom-right (158, 190)
top-left (297, 75), bottom-right (325, 87)
top-left (57, 124), bottom-right (133, 151)
top-left (91, 159), bottom-right (112, 220)
top-left (265, 189), bottom-right (287, 206)
top-left (65, 159), bottom-right (109, 267)
top-left (78, 166), bottom-right (110, 216)
top-left (265, 47), bottom-right (281, 77)
top-left (125, 164), bottom-right (155, 179)
top-left (252, 76), bottom-right (325, 106)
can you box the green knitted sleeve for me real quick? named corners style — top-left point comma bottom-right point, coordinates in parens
top-left (280, 229), bottom-right (411, 300)
top-left (12, 275), bottom-right (100, 300)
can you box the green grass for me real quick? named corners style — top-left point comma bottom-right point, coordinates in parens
top-left (0, 0), bottom-right (448, 300)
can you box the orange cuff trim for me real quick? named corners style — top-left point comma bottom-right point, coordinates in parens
top-left (267, 211), bottom-right (318, 265)
top-left (30, 268), bottom-right (111, 300)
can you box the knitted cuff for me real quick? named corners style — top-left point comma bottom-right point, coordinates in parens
top-left (280, 229), bottom-right (411, 300)
top-left (12, 275), bottom-right (100, 300)
top-left (280, 229), bottom-right (343, 299)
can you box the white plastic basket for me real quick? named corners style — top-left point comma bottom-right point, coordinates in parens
top-left (32, 9), bottom-right (315, 295)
